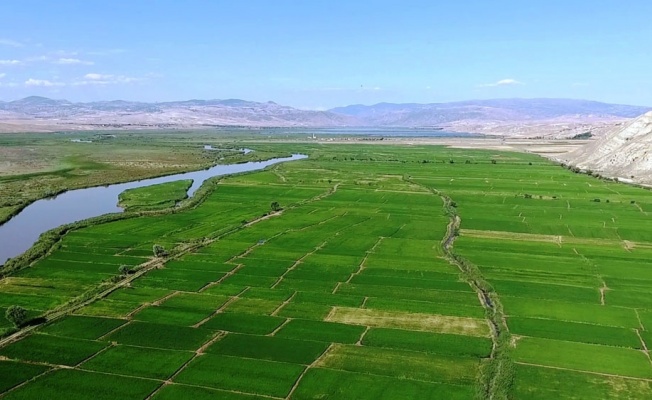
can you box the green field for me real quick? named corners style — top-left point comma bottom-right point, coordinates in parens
top-left (118, 179), bottom-right (193, 211)
top-left (2, 137), bottom-right (652, 398)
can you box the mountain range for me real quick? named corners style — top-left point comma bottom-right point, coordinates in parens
top-left (0, 96), bottom-right (649, 134)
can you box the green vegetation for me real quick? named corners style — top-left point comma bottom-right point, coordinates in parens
top-left (2, 137), bottom-right (652, 398)
top-left (81, 345), bottom-right (194, 380)
top-left (118, 179), bottom-right (193, 211)
top-left (0, 334), bottom-right (107, 366)
top-left (5, 305), bottom-right (27, 327)
top-left (174, 354), bottom-right (305, 397)
top-left (2, 369), bottom-right (160, 400)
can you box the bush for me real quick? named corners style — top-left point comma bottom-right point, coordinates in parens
top-left (5, 305), bottom-right (27, 328)
top-left (153, 244), bottom-right (168, 257)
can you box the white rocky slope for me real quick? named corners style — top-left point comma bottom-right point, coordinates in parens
top-left (564, 111), bottom-right (652, 182)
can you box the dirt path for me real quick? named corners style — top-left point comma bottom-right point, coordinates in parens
top-left (193, 287), bottom-right (249, 328)
top-left (144, 331), bottom-right (228, 400)
top-left (271, 292), bottom-right (297, 317)
top-left (284, 344), bottom-right (334, 400)
top-left (635, 329), bottom-right (652, 369)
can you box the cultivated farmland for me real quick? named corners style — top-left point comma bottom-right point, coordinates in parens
top-left (1, 142), bottom-right (652, 399)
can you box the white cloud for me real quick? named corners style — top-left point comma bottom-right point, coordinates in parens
top-left (479, 78), bottom-right (524, 88)
top-left (54, 58), bottom-right (94, 65)
top-left (74, 73), bottom-right (140, 85)
top-left (84, 73), bottom-right (110, 80)
top-left (25, 78), bottom-right (64, 87)
top-left (0, 73), bottom-right (5, 79)
top-left (0, 38), bottom-right (22, 47)
top-left (0, 59), bottom-right (21, 66)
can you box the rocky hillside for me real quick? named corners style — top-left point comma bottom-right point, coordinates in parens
top-left (563, 111), bottom-right (652, 182)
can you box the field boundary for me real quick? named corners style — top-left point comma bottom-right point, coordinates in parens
top-left (408, 177), bottom-right (513, 400)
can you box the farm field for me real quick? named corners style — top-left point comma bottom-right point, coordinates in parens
top-left (1, 140), bottom-right (652, 398)
top-left (118, 179), bottom-right (193, 212)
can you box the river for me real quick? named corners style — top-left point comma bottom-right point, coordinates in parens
top-left (0, 154), bottom-right (307, 265)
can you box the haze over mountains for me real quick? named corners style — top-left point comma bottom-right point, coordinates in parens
top-left (0, 96), bottom-right (649, 135)
top-left (331, 99), bottom-right (650, 126)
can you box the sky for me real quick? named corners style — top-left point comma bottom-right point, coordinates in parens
top-left (1, 0), bottom-right (651, 109)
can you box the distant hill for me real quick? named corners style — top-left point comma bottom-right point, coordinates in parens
top-left (563, 111), bottom-right (652, 183)
top-left (0, 96), bottom-right (649, 133)
top-left (0, 96), bottom-right (356, 129)
top-left (330, 99), bottom-right (651, 126)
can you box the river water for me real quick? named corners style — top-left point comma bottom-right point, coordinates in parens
top-left (0, 154), bottom-right (306, 265)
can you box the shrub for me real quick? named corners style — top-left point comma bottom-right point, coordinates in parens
top-left (153, 244), bottom-right (168, 257)
top-left (5, 305), bottom-right (27, 328)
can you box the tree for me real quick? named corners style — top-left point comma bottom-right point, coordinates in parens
top-left (270, 201), bottom-right (281, 212)
top-left (153, 244), bottom-right (168, 257)
top-left (5, 305), bottom-right (27, 328)
top-left (118, 265), bottom-right (131, 276)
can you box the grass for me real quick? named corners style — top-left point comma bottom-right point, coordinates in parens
top-left (40, 315), bottom-right (127, 340)
top-left (81, 345), bottom-right (194, 380)
top-left (292, 368), bottom-right (475, 400)
top-left (118, 179), bottom-right (193, 211)
top-left (508, 316), bottom-right (642, 348)
top-left (106, 321), bottom-right (214, 350)
top-left (174, 354), bottom-right (305, 397)
top-left (201, 312), bottom-right (285, 334)
top-left (513, 337), bottom-right (652, 378)
top-left (362, 327), bottom-right (493, 358)
top-left (0, 361), bottom-right (50, 393)
top-left (5, 139), bottom-right (652, 398)
top-left (152, 384), bottom-right (265, 400)
top-left (274, 319), bottom-right (366, 344)
top-left (0, 334), bottom-right (107, 366)
top-left (317, 344), bottom-right (480, 385)
top-left (513, 364), bottom-right (652, 399)
top-left (2, 369), bottom-right (161, 400)
top-left (205, 333), bottom-right (328, 364)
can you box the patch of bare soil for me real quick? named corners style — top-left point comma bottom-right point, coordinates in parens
top-left (325, 306), bottom-right (489, 337)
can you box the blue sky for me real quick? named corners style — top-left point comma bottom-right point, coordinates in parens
top-left (1, 0), bottom-right (651, 108)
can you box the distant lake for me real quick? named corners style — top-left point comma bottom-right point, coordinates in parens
top-left (277, 128), bottom-right (481, 137)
